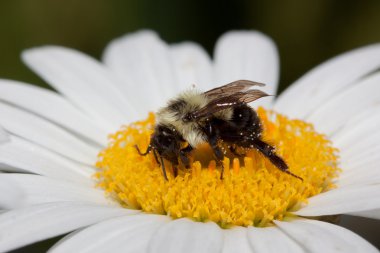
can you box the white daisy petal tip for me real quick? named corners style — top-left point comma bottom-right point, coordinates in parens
top-left (216, 30), bottom-right (278, 53)
top-left (101, 28), bottom-right (177, 111)
top-left (102, 29), bottom-right (161, 61)
top-left (22, 43), bottom-right (140, 130)
top-left (169, 41), bottom-right (213, 91)
top-left (274, 43), bottom-right (380, 118)
top-left (214, 30), bottom-right (279, 107)
top-left (0, 126), bottom-right (9, 144)
top-left (21, 45), bottom-right (71, 66)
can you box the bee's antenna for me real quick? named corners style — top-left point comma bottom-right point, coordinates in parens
top-left (137, 145), bottom-right (168, 181)
top-left (134, 145), bottom-right (151, 156)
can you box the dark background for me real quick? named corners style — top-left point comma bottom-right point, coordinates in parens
top-left (1, 0), bottom-right (379, 252)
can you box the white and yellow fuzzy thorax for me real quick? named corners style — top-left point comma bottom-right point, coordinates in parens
top-left (156, 89), bottom-right (233, 147)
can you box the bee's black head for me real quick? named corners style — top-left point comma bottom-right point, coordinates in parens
top-left (150, 124), bottom-right (183, 158)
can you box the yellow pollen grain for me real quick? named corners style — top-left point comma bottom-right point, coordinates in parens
top-left (95, 108), bottom-right (340, 227)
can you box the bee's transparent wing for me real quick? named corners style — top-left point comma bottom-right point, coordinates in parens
top-left (190, 90), bottom-right (269, 120)
top-left (204, 80), bottom-right (265, 99)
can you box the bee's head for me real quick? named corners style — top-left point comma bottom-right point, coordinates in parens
top-left (150, 124), bottom-right (181, 157)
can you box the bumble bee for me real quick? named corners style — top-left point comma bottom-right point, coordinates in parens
top-left (135, 80), bottom-right (302, 181)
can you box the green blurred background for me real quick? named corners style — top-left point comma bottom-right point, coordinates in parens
top-left (1, 0), bottom-right (379, 252)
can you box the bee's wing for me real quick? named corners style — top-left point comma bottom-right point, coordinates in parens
top-left (204, 80), bottom-right (265, 99)
top-left (191, 89), bottom-right (269, 120)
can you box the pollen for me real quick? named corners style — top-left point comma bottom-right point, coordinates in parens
top-left (95, 108), bottom-right (340, 227)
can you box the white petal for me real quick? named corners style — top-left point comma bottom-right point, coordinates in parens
top-left (148, 218), bottom-right (223, 253)
top-left (247, 226), bottom-right (303, 253)
top-left (214, 31), bottom-right (279, 107)
top-left (0, 125), bottom-right (9, 144)
top-left (341, 146), bottom-right (380, 174)
top-left (332, 105), bottom-right (380, 166)
top-left (340, 155), bottom-right (380, 175)
top-left (350, 209), bottom-right (380, 220)
top-left (0, 102), bottom-right (98, 164)
top-left (274, 43), bottom-right (380, 119)
top-left (22, 46), bottom-right (138, 130)
top-left (0, 79), bottom-right (107, 146)
top-left (338, 169), bottom-right (380, 188)
top-left (222, 226), bottom-right (251, 253)
top-left (103, 30), bottom-right (177, 114)
top-left (307, 100), bottom-right (380, 187)
top-left (275, 219), bottom-right (378, 253)
top-left (328, 107), bottom-right (380, 187)
top-left (0, 136), bottom-right (94, 185)
top-left (332, 105), bottom-right (380, 148)
top-left (338, 138), bottom-right (380, 175)
top-left (294, 185), bottom-right (380, 217)
top-left (306, 72), bottom-right (380, 135)
top-left (169, 42), bottom-right (213, 91)
top-left (337, 162), bottom-right (380, 188)
top-left (0, 174), bottom-right (112, 209)
top-left (0, 202), bottom-right (137, 252)
top-left (49, 214), bottom-right (169, 253)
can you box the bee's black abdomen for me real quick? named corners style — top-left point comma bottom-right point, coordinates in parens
top-left (211, 105), bottom-right (302, 180)
top-left (216, 105), bottom-right (262, 142)
top-left (231, 105), bottom-right (261, 131)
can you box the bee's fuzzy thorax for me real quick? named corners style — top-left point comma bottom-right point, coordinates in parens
top-left (156, 89), bottom-right (232, 147)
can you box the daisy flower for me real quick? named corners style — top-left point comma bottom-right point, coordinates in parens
top-left (0, 30), bottom-right (380, 253)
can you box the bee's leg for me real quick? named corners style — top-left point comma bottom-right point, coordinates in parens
top-left (152, 149), bottom-right (169, 181)
top-left (134, 144), bottom-right (151, 156)
top-left (180, 145), bottom-right (193, 169)
top-left (204, 122), bottom-right (225, 179)
top-left (152, 148), bottom-right (161, 165)
top-left (219, 161), bottom-right (225, 179)
top-left (179, 152), bottom-right (190, 169)
top-left (209, 141), bottom-right (225, 179)
top-left (158, 154), bottom-right (169, 181)
top-left (214, 146), bottom-right (225, 180)
top-left (169, 158), bottom-right (180, 178)
top-left (173, 166), bottom-right (178, 177)
top-left (229, 145), bottom-right (246, 157)
top-left (251, 139), bottom-right (303, 181)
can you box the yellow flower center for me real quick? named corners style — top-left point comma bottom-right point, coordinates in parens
top-left (95, 107), bottom-right (340, 227)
